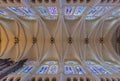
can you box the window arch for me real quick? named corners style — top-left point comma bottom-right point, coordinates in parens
top-left (101, 78), bottom-right (104, 81)
top-left (52, 77), bottom-right (56, 81)
top-left (73, 78), bottom-right (77, 81)
top-left (80, 77), bottom-right (84, 81)
top-left (106, 78), bottom-right (110, 81)
top-left (112, 78), bottom-right (115, 81)
top-left (31, 77), bottom-right (35, 81)
top-left (45, 78), bottom-right (49, 81)
top-left (86, 77), bottom-right (91, 81)
top-left (67, 78), bottom-right (71, 81)
top-left (38, 77), bottom-right (42, 81)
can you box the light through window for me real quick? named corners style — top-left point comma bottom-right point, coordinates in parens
top-left (65, 6), bottom-right (75, 15)
top-left (74, 6), bottom-right (86, 16)
top-left (86, 61), bottom-right (111, 75)
top-left (36, 61), bottom-right (58, 74)
top-left (7, 6), bottom-right (24, 16)
top-left (48, 7), bottom-right (58, 15)
top-left (37, 6), bottom-right (48, 16)
top-left (18, 66), bottom-right (33, 75)
top-left (20, 7), bottom-right (34, 16)
top-left (64, 61), bottom-right (85, 75)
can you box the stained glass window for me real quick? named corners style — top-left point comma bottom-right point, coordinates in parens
top-left (65, 6), bottom-right (74, 15)
top-left (48, 65), bottom-right (58, 74)
top-left (64, 61), bottom-right (85, 75)
top-left (105, 62), bottom-right (120, 73)
top-left (37, 6), bottom-right (48, 16)
top-left (95, 6), bottom-right (112, 17)
top-left (18, 66), bottom-right (33, 75)
top-left (7, 6), bottom-right (24, 16)
top-left (0, 9), bottom-right (8, 15)
top-left (48, 7), bottom-right (58, 15)
top-left (111, 65), bottom-right (120, 72)
top-left (74, 6), bottom-right (86, 16)
top-left (64, 65), bottom-right (74, 74)
top-left (87, 66), bottom-right (101, 75)
top-left (111, 8), bottom-right (120, 16)
top-left (86, 61), bottom-right (111, 75)
top-left (94, 65), bottom-right (110, 74)
top-left (36, 61), bottom-right (58, 74)
top-left (74, 65), bottom-right (84, 74)
top-left (20, 7), bottom-right (34, 16)
top-left (87, 6), bottom-right (102, 16)
top-left (37, 65), bottom-right (49, 74)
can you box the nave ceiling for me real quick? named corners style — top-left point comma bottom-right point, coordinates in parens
top-left (0, 0), bottom-right (120, 81)
top-left (0, 0), bottom-right (120, 62)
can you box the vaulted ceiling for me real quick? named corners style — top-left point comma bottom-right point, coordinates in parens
top-left (0, 0), bottom-right (120, 63)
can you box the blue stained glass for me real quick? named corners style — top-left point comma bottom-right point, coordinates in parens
top-left (48, 65), bottom-right (58, 74)
top-left (20, 7), bottom-right (33, 16)
top-left (37, 66), bottom-right (44, 74)
top-left (86, 61), bottom-right (96, 65)
top-left (87, 6), bottom-right (103, 16)
top-left (74, 6), bottom-right (86, 16)
top-left (0, 9), bottom-right (8, 15)
top-left (65, 61), bottom-right (77, 65)
top-left (86, 61), bottom-right (111, 75)
top-left (88, 66), bottom-right (101, 75)
top-left (65, 6), bottom-right (74, 15)
top-left (37, 65), bottom-right (49, 74)
top-left (48, 7), bottom-right (58, 15)
top-left (45, 16), bottom-right (57, 20)
top-left (38, 7), bottom-right (48, 16)
top-left (64, 65), bottom-right (74, 74)
top-left (65, 16), bottom-right (77, 20)
top-left (7, 6), bottom-right (24, 16)
top-left (105, 62), bottom-right (120, 73)
top-left (115, 65), bottom-right (120, 71)
top-left (111, 65), bottom-right (120, 72)
top-left (74, 66), bottom-right (84, 74)
top-left (95, 6), bottom-right (112, 17)
top-left (86, 16), bottom-right (96, 20)
top-left (19, 66), bottom-right (33, 74)
top-left (45, 61), bottom-right (57, 65)
top-left (105, 62), bottom-right (112, 65)
top-left (111, 9), bottom-right (120, 16)
top-left (95, 65), bottom-right (110, 74)
top-left (111, 67), bottom-right (119, 72)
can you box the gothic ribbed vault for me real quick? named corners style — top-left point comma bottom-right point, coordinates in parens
top-left (0, 0), bottom-right (120, 81)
